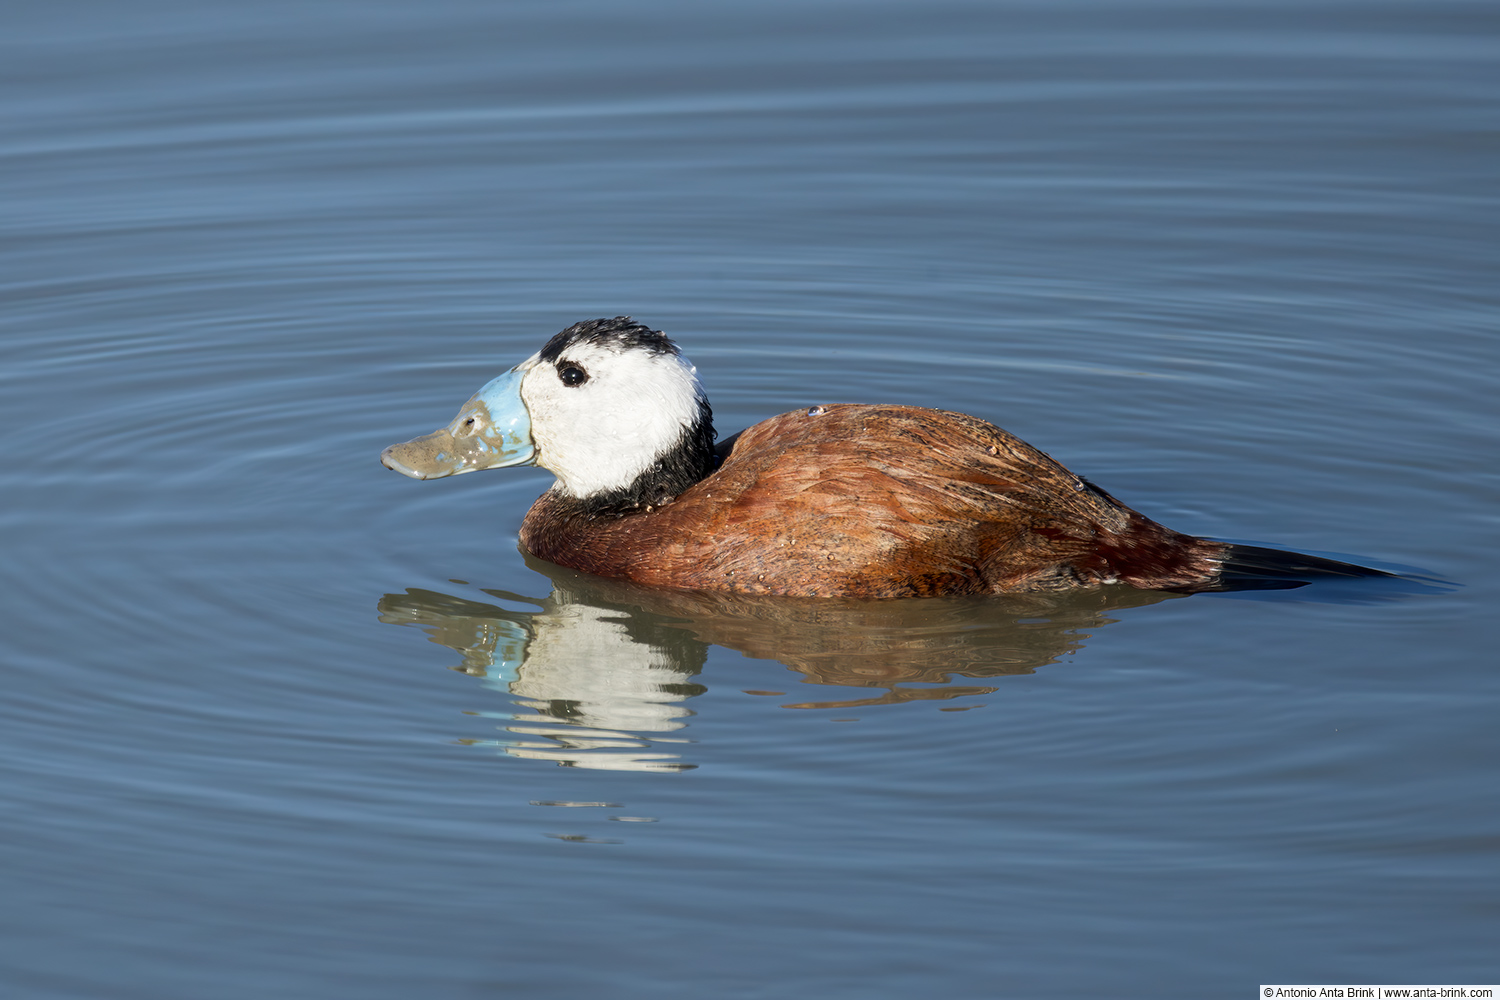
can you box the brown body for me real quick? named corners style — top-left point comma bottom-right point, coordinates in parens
top-left (520, 404), bottom-right (1230, 598)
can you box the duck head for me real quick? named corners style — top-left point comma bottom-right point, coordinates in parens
top-left (382, 317), bottom-right (717, 511)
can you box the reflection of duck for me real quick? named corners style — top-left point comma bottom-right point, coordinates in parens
top-left (515, 553), bottom-right (1182, 706)
top-left (379, 555), bottom-right (1176, 721)
top-left (383, 317), bottom-right (1391, 598)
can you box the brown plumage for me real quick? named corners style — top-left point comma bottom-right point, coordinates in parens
top-left (520, 404), bottom-right (1229, 598)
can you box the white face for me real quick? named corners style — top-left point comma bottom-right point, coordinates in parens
top-left (516, 337), bottom-right (707, 498)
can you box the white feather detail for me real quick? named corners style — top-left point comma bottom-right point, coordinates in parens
top-left (519, 340), bottom-right (707, 498)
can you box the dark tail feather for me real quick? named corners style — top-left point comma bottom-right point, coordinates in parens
top-left (1209, 543), bottom-right (1398, 592)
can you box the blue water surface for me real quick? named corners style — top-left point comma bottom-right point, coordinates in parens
top-left (2, 1), bottom-right (1497, 997)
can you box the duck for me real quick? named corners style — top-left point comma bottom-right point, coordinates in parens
top-left (381, 316), bottom-right (1390, 599)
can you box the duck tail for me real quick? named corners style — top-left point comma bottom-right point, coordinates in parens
top-left (1208, 543), bottom-right (1397, 591)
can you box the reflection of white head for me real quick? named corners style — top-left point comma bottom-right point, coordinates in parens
top-left (517, 319), bottom-right (711, 499)
top-left (497, 602), bottom-right (694, 734)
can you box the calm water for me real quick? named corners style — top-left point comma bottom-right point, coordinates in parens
top-left (3, 1), bottom-right (1497, 997)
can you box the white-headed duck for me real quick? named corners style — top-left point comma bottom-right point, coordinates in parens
top-left (382, 317), bottom-right (1389, 598)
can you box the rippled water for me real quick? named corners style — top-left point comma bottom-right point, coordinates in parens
top-left (3, 1), bottom-right (1497, 997)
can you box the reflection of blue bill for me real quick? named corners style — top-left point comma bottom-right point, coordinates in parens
top-left (379, 585), bottom-right (702, 771)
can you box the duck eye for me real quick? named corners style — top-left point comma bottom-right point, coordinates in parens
top-left (558, 364), bottom-right (589, 387)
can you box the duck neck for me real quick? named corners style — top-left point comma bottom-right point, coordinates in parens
top-left (558, 401), bottom-right (718, 519)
